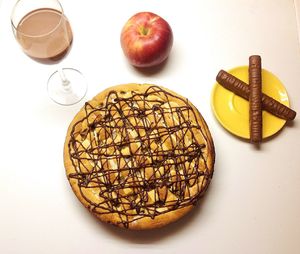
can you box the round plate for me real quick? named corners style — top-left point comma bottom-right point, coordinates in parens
top-left (211, 66), bottom-right (290, 139)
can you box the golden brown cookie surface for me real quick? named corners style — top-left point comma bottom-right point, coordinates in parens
top-left (64, 84), bottom-right (215, 230)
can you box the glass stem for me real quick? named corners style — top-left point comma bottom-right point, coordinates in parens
top-left (58, 68), bottom-right (71, 91)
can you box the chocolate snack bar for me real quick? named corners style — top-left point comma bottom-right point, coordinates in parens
top-left (216, 70), bottom-right (296, 121)
top-left (249, 55), bottom-right (262, 143)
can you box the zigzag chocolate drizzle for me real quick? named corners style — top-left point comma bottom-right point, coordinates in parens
top-left (68, 85), bottom-right (212, 228)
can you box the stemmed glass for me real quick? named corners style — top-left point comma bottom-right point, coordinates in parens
top-left (11, 0), bottom-right (87, 105)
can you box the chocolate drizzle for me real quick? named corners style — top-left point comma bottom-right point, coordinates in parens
top-left (68, 85), bottom-right (213, 228)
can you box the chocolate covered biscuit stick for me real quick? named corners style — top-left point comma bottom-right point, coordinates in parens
top-left (249, 55), bottom-right (262, 143)
top-left (216, 70), bottom-right (296, 121)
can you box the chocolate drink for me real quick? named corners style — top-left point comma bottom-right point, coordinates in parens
top-left (16, 8), bottom-right (73, 63)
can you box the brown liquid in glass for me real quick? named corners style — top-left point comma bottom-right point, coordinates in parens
top-left (16, 8), bottom-right (73, 64)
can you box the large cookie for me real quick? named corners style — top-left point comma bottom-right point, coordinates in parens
top-left (64, 84), bottom-right (215, 230)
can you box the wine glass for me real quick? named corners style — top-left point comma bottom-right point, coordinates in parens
top-left (11, 0), bottom-right (87, 106)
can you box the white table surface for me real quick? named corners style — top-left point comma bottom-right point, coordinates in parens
top-left (1, 0), bottom-right (300, 253)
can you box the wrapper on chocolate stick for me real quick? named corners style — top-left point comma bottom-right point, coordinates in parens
top-left (249, 55), bottom-right (262, 143)
top-left (216, 70), bottom-right (296, 121)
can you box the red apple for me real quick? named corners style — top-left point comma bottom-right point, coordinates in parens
top-left (120, 12), bottom-right (173, 68)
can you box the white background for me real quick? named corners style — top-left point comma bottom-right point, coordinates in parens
top-left (0, 0), bottom-right (300, 253)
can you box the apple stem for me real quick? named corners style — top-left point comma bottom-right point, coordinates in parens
top-left (140, 26), bottom-right (149, 36)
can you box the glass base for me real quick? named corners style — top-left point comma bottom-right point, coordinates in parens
top-left (47, 68), bottom-right (87, 106)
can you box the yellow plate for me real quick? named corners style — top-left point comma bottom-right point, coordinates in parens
top-left (211, 66), bottom-right (290, 139)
